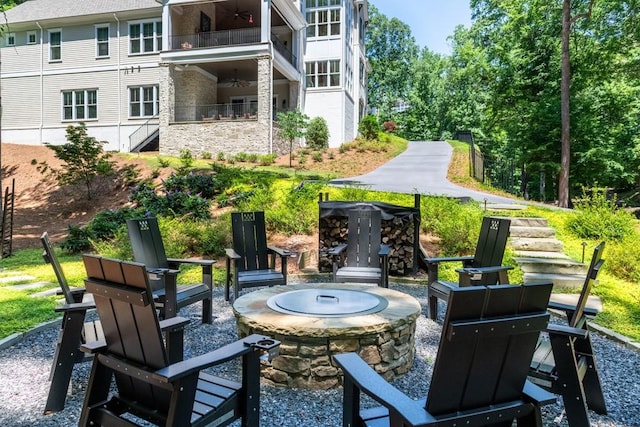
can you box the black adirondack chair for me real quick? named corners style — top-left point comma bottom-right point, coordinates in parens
top-left (529, 242), bottom-right (607, 426)
top-left (127, 217), bottom-right (214, 323)
top-left (426, 216), bottom-right (512, 319)
top-left (329, 208), bottom-right (389, 288)
top-left (41, 231), bottom-right (101, 414)
top-left (79, 254), bottom-right (280, 427)
top-left (225, 211), bottom-right (293, 301)
top-left (335, 281), bottom-right (556, 427)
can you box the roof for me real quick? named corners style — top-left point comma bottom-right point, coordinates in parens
top-left (2, 0), bottom-right (161, 25)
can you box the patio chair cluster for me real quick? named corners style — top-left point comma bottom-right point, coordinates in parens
top-left (39, 209), bottom-right (607, 426)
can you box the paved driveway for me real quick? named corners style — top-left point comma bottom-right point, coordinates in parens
top-left (331, 141), bottom-right (521, 205)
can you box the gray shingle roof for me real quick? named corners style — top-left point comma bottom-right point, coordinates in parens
top-left (3, 0), bottom-right (161, 25)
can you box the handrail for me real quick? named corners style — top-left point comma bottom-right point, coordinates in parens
top-left (129, 115), bottom-right (159, 152)
top-left (170, 28), bottom-right (261, 50)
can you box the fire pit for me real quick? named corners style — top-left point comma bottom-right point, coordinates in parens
top-left (233, 283), bottom-right (421, 389)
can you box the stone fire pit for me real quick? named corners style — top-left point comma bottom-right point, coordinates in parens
top-left (233, 283), bottom-right (421, 389)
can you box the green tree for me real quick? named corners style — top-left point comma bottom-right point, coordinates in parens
top-left (35, 123), bottom-right (115, 200)
top-left (306, 116), bottom-right (329, 149)
top-left (276, 110), bottom-right (309, 167)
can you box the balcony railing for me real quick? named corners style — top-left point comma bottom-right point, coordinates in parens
top-left (170, 28), bottom-right (261, 50)
top-left (271, 34), bottom-right (296, 66)
top-left (175, 102), bottom-right (259, 122)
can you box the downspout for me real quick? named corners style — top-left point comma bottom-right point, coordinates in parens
top-left (113, 13), bottom-right (122, 151)
top-left (36, 22), bottom-right (43, 143)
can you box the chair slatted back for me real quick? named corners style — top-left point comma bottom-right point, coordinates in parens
top-left (426, 282), bottom-right (552, 415)
top-left (570, 242), bottom-right (605, 328)
top-left (127, 217), bottom-right (170, 269)
top-left (470, 217), bottom-right (511, 284)
top-left (82, 255), bottom-right (171, 409)
top-left (41, 232), bottom-right (75, 305)
top-left (231, 211), bottom-right (270, 272)
top-left (346, 209), bottom-right (382, 269)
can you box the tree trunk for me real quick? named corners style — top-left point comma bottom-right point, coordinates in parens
top-left (558, 0), bottom-right (572, 208)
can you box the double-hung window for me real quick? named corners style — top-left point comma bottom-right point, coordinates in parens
top-left (62, 89), bottom-right (97, 121)
top-left (96, 25), bottom-right (109, 57)
top-left (49, 30), bottom-right (61, 61)
top-left (129, 85), bottom-right (159, 117)
top-left (27, 31), bottom-right (37, 45)
top-left (129, 21), bottom-right (162, 54)
top-left (305, 59), bottom-right (340, 88)
top-left (305, 0), bottom-right (341, 38)
top-left (5, 33), bottom-right (16, 47)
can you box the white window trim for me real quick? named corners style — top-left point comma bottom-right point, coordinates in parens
top-left (27, 30), bottom-right (37, 45)
top-left (95, 24), bottom-right (110, 58)
top-left (5, 33), bottom-right (16, 47)
top-left (305, 59), bottom-right (341, 89)
top-left (48, 29), bottom-right (62, 62)
top-left (128, 19), bottom-right (162, 56)
top-left (128, 85), bottom-right (159, 118)
top-left (306, 5), bottom-right (341, 39)
top-left (61, 89), bottom-right (98, 122)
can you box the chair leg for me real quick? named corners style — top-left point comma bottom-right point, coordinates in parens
top-left (428, 293), bottom-right (439, 321)
top-left (201, 264), bottom-right (213, 324)
top-left (241, 350), bottom-right (261, 426)
top-left (576, 335), bottom-right (607, 414)
top-left (44, 311), bottom-right (86, 414)
top-left (225, 258), bottom-right (232, 302)
top-left (79, 359), bottom-right (114, 426)
top-left (341, 375), bottom-right (361, 427)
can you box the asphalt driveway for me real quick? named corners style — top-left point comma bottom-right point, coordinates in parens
top-left (331, 141), bottom-right (521, 205)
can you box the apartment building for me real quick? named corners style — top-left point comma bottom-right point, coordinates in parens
top-left (0, 0), bottom-right (368, 155)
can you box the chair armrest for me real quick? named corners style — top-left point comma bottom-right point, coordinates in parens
top-left (153, 334), bottom-right (280, 382)
top-left (267, 245), bottom-right (296, 258)
top-left (334, 353), bottom-right (436, 425)
top-left (523, 380), bottom-right (557, 406)
top-left (546, 323), bottom-right (589, 339)
top-left (80, 340), bottom-right (107, 354)
top-left (456, 265), bottom-right (513, 275)
top-left (146, 267), bottom-right (180, 277)
top-left (225, 248), bottom-right (241, 260)
top-left (54, 301), bottom-right (96, 313)
top-left (166, 258), bottom-right (216, 267)
top-left (378, 244), bottom-right (390, 257)
top-left (328, 244), bottom-right (348, 257)
top-left (159, 316), bottom-right (190, 332)
top-left (425, 255), bottom-right (474, 265)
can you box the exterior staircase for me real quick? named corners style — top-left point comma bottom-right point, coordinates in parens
top-left (509, 217), bottom-right (587, 289)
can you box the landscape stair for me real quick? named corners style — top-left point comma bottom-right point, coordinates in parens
top-left (509, 217), bottom-right (587, 289)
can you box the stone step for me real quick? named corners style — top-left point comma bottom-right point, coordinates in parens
top-left (509, 226), bottom-right (556, 238)
top-left (523, 272), bottom-right (586, 289)
top-left (511, 237), bottom-right (564, 253)
top-left (513, 250), bottom-right (571, 259)
top-left (509, 217), bottom-right (549, 228)
top-left (0, 274), bottom-right (35, 284)
top-left (514, 257), bottom-right (586, 275)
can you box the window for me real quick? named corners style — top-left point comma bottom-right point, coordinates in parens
top-left (5, 33), bottom-right (15, 47)
top-left (96, 25), bottom-right (109, 57)
top-left (49, 30), bottom-right (61, 61)
top-left (305, 1), bottom-right (340, 38)
top-left (129, 85), bottom-right (159, 117)
top-left (129, 21), bottom-right (162, 54)
top-left (305, 60), bottom-right (340, 88)
top-left (27, 31), bottom-right (37, 45)
top-left (62, 89), bottom-right (97, 121)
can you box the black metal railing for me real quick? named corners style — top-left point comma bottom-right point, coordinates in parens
top-left (175, 102), bottom-right (259, 122)
top-left (170, 27), bottom-right (261, 50)
top-left (271, 34), bottom-right (296, 66)
top-left (129, 115), bottom-right (159, 152)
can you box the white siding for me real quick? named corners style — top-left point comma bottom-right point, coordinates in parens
top-left (305, 90), bottom-right (344, 147)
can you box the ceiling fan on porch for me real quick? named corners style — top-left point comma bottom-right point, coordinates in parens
top-left (222, 0), bottom-right (254, 24)
top-left (226, 68), bottom-right (250, 87)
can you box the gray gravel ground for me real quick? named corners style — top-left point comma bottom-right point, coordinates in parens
top-left (0, 281), bottom-right (638, 426)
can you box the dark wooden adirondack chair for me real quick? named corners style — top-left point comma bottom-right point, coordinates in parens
top-left (335, 281), bottom-right (556, 427)
top-left (127, 217), bottom-right (214, 323)
top-left (79, 254), bottom-right (280, 427)
top-left (225, 211), bottom-right (293, 301)
top-left (426, 216), bottom-right (512, 319)
top-left (529, 242), bottom-right (607, 426)
top-left (41, 231), bottom-right (102, 414)
top-left (329, 208), bottom-right (390, 287)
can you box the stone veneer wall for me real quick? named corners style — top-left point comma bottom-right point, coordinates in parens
top-left (237, 316), bottom-right (416, 390)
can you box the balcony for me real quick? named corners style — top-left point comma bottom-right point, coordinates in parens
top-left (175, 102), bottom-right (258, 123)
top-left (170, 28), bottom-right (261, 51)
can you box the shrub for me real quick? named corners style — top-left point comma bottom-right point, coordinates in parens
top-left (216, 152), bottom-right (225, 161)
top-left (382, 120), bottom-right (397, 133)
top-left (420, 197), bottom-right (483, 255)
top-left (157, 156), bottom-right (171, 168)
top-left (306, 117), bottom-right (329, 149)
top-left (247, 153), bottom-right (259, 163)
top-left (176, 149), bottom-right (194, 175)
top-left (311, 151), bottom-right (323, 162)
top-left (259, 154), bottom-right (277, 166)
top-left (566, 187), bottom-right (636, 241)
top-left (358, 115), bottom-right (379, 140)
top-left (201, 151), bottom-right (212, 160)
top-left (234, 152), bottom-right (248, 162)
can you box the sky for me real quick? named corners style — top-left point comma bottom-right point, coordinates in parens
top-left (368, 0), bottom-right (472, 55)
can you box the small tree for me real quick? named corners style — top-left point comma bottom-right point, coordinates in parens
top-left (358, 115), bottom-right (379, 140)
top-left (35, 123), bottom-right (115, 200)
top-left (306, 116), bottom-right (330, 149)
top-left (277, 109), bottom-right (309, 167)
